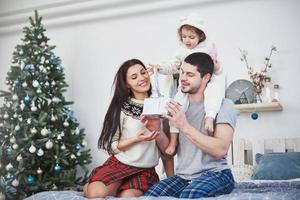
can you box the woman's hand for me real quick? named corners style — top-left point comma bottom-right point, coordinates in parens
top-left (136, 130), bottom-right (160, 142)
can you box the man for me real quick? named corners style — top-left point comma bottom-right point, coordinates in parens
top-left (144, 52), bottom-right (238, 199)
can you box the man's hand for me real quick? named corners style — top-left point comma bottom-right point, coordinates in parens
top-left (163, 100), bottom-right (188, 131)
top-left (141, 115), bottom-right (161, 132)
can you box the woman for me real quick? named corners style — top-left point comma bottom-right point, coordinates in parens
top-left (84, 59), bottom-right (169, 198)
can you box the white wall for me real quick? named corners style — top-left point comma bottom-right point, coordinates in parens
top-left (1, 0), bottom-right (299, 170)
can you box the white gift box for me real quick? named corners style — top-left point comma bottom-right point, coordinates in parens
top-left (142, 69), bottom-right (171, 118)
top-left (142, 96), bottom-right (170, 118)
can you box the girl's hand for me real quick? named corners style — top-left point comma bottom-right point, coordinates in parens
top-left (147, 64), bottom-right (160, 75)
top-left (137, 130), bottom-right (160, 141)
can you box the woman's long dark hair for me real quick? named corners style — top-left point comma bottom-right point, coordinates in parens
top-left (98, 59), bottom-right (151, 154)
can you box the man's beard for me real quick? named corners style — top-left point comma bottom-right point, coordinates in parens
top-left (181, 85), bottom-right (199, 94)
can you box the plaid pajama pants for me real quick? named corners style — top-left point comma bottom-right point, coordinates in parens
top-left (144, 169), bottom-right (235, 199)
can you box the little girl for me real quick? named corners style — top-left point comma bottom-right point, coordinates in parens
top-left (84, 59), bottom-right (170, 198)
top-left (149, 13), bottom-right (225, 156)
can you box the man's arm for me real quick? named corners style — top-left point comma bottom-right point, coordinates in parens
top-left (164, 101), bottom-right (234, 160)
top-left (180, 123), bottom-right (233, 159)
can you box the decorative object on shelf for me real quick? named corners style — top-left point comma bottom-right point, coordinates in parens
top-left (225, 79), bottom-right (257, 104)
top-left (272, 84), bottom-right (280, 102)
top-left (239, 46), bottom-right (277, 102)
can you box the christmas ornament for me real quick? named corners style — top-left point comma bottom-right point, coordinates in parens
top-left (19, 50), bottom-right (24, 55)
top-left (53, 163), bottom-right (61, 172)
top-left (24, 95), bottom-right (30, 104)
top-left (76, 152), bottom-right (81, 156)
top-left (52, 97), bottom-right (60, 103)
top-left (20, 102), bottom-right (25, 110)
top-left (17, 154), bottom-right (23, 161)
top-left (27, 118), bottom-right (31, 124)
top-left (6, 146), bottom-right (13, 155)
top-left (251, 112), bottom-right (258, 120)
top-left (70, 154), bottom-right (76, 159)
top-left (12, 179), bottom-right (19, 187)
top-left (37, 148), bottom-right (44, 156)
top-left (10, 136), bottom-right (16, 143)
top-left (6, 163), bottom-right (13, 171)
top-left (6, 173), bottom-right (12, 179)
top-left (37, 34), bottom-right (42, 39)
top-left (52, 184), bottom-right (58, 190)
top-left (12, 94), bottom-right (18, 100)
top-left (60, 144), bottom-right (66, 150)
top-left (29, 145), bottom-right (37, 153)
top-left (27, 175), bottom-right (34, 185)
top-left (75, 144), bottom-right (81, 152)
top-left (20, 61), bottom-right (25, 69)
top-left (37, 88), bottom-right (42, 93)
top-left (57, 134), bottom-right (62, 140)
top-left (14, 79), bottom-right (20, 85)
top-left (30, 127), bottom-right (37, 134)
top-left (82, 140), bottom-right (87, 147)
top-left (22, 82), bottom-right (28, 88)
top-left (63, 120), bottom-right (69, 127)
top-left (51, 81), bottom-right (56, 86)
top-left (41, 128), bottom-right (48, 136)
top-left (39, 64), bottom-right (45, 70)
top-left (15, 124), bottom-right (20, 131)
top-left (60, 131), bottom-right (65, 137)
top-left (37, 167), bottom-right (43, 174)
top-left (31, 104), bottom-right (37, 111)
top-left (32, 80), bottom-right (39, 87)
top-left (18, 116), bottom-right (23, 122)
top-left (75, 127), bottom-right (80, 135)
top-left (51, 114), bottom-right (56, 121)
top-left (13, 113), bottom-right (18, 118)
top-left (3, 113), bottom-right (9, 119)
top-left (12, 144), bottom-right (18, 149)
top-left (45, 140), bottom-right (53, 149)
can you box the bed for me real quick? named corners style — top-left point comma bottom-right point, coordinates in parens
top-left (25, 137), bottom-right (300, 200)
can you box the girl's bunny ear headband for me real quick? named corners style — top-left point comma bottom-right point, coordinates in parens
top-left (179, 13), bottom-right (206, 33)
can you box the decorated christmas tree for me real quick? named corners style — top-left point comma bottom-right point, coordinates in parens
top-left (0, 11), bottom-right (92, 199)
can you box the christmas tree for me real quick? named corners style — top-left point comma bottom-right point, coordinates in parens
top-left (0, 11), bottom-right (92, 199)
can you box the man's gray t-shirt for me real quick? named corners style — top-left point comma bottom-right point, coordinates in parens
top-left (176, 98), bottom-right (238, 180)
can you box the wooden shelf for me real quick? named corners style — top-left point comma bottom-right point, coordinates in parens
top-left (234, 102), bottom-right (283, 113)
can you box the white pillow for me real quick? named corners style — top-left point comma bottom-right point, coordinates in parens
top-left (230, 164), bottom-right (255, 182)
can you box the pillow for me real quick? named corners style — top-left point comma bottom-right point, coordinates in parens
top-left (230, 164), bottom-right (255, 181)
top-left (251, 152), bottom-right (300, 180)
